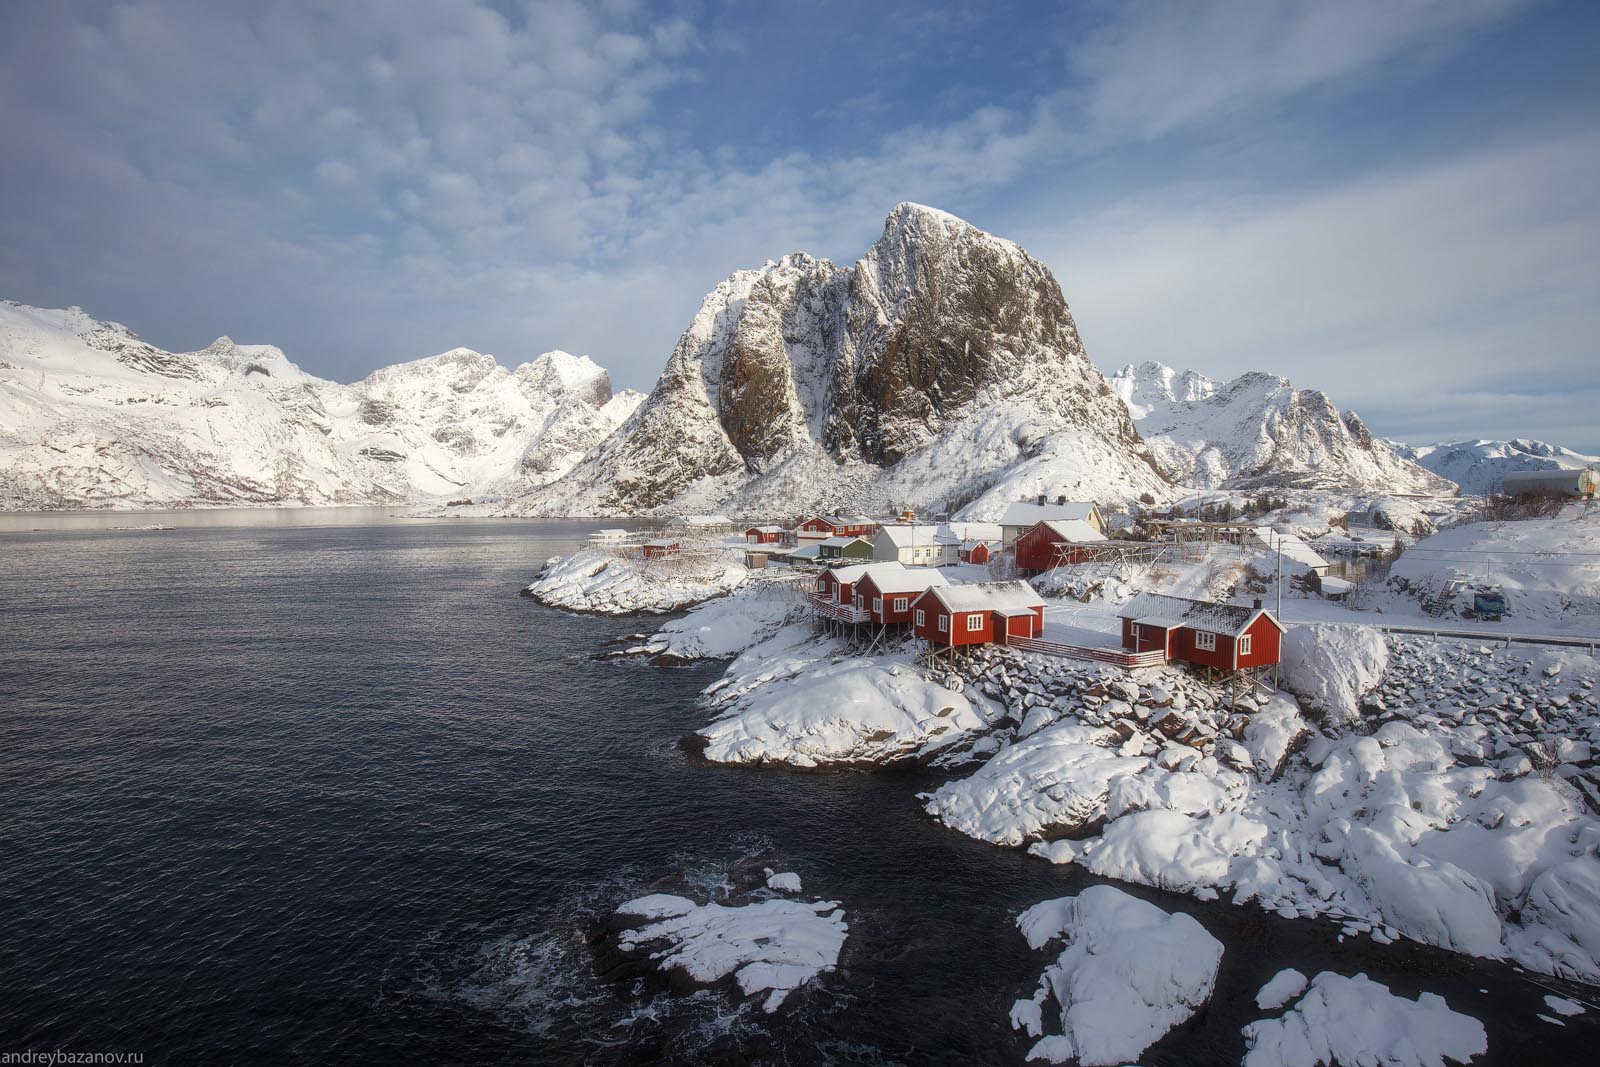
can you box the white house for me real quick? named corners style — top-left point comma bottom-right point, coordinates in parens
top-left (872, 524), bottom-right (956, 566)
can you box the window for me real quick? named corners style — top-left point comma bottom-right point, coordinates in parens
top-left (893, 597), bottom-right (908, 612)
top-left (1194, 631), bottom-right (1217, 651)
top-left (873, 597), bottom-right (882, 612)
top-left (1238, 634), bottom-right (1253, 656)
top-left (915, 609), bottom-right (925, 626)
top-left (854, 596), bottom-right (864, 609)
top-left (938, 615), bottom-right (949, 632)
top-left (966, 614), bottom-right (984, 632)
top-left (1132, 624), bottom-right (1142, 641)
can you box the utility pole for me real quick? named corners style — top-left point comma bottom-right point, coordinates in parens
top-left (1276, 534), bottom-right (1283, 619)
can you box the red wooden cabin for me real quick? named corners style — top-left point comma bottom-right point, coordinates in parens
top-left (911, 581), bottom-right (1045, 648)
top-left (959, 541), bottom-right (993, 565)
top-left (1118, 593), bottom-right (1284, 670)
top-left (854, 568), bottom-right (950, 625)
top-left (641, 539), bottom-right (680, 559)
top-left (797, 514), bottom-right (879, 540)
top-left (1013, 520), bottom-right (1107, 575)
top-left (812, 562), bottom-right (904, 606)
top-left (744, 525), bottom-right (787, 544)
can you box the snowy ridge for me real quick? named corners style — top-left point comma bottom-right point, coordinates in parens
top-left (1108, 360), bottom-right (1453, 494)
top-left (1392, 438), bottom-right (1600, 497)
top-left (0, 300), bottom-right (639, 509)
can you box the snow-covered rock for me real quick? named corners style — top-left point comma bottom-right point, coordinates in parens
top-left (1255, 968), bottom-right (1308, 1010)
top-left (524, 544), bottom-right (748, 614)
top-left (608, 891), bottom-right (847, 1013)
top-left (1109, 361), bottom-right (1453, 494)
top-left (699, 651), bottom-right (994, 767)
top-left (1279, 624), bottom-right (1389, 728)
top-left (504, 204), bottom-right (1170, 518)
top-left (1010, 886), bottom-right (1223, 1066)
top-left (1241, 971), bottom-right (1486, 1067)
top-left (0, 301), bottom-right (639, 509)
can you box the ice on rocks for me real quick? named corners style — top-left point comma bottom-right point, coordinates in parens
top-left (1241, 971), bottom-right (1487, 1067)
top-left (1010, 885), bottom-right (1223, 1066)
top-left (764, 869), bottom-right (803, 893)
top-left (526, 545), bottom-right (747, 614)
top-left (611, 892), bottom-right (847, 1013)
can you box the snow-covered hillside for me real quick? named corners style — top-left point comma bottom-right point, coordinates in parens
top-left (1391, 438), bottom-right (1599, 497)
top-left (1109, 361), bottom-right (1453, 495)
top-left (500, 204), bottom-right (1173, 519)
top-left (0, 301), bottom-right (640, 509)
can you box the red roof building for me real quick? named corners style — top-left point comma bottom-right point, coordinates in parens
top-left (641, 540), bottom-right (680, 559)
top-left (1117, 593), bottom-right (1284, 670)
top-left (1013, 519), bottom-right (1109, 575)
top-left (911, 581), bottom-right (1045, 648)
top-left (854, 567), bottom-right (950, 625)
top-left (745, 525), bottom-right (788, 544)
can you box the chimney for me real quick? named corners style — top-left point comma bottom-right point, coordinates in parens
top-left (1036, 493), bottom-right (1046, 506)
top-left (1253, 598), bottom-right (1263, 609)
top-left (1056, 494), bottom-right (1067, 505)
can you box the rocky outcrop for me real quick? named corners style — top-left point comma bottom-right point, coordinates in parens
top-left (516, 204), bottom-right (1169, 517)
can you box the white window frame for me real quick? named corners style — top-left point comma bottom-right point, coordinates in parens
top-left (1238, 634), bottom-right (1252, 656)
top-left (873, 597), bottom-right (883, 612)
top-left (966, 614), bottom-right (984, 632)
top-left (915, 609), bottom-right (925, 626)
top-left (893, 597), bottom-right (908, 612)
top-left (1194, 630), bottom-right (1217, 651)
top-left (938, 615), bottom-right (949, 632)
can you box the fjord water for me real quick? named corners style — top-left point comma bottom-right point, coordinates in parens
top-left (0, 513), bottom-right (1590, 1065)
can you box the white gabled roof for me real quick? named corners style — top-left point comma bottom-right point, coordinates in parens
top-left (861, 567), bottom-right (950, 595)
top-left (919, 580), bottom-right (1044, 616)
top-left (1119, 592), bottom-right (1284, 637)
top-left (746, 524), bottom-right (785, 533)
top-left (876, 524), bottom-right (943, 547)
top-left (787, 543), bottom-right (822, 559)
top-left (1029, 519), bottom-right (1107, 543)
top-left (999, 501), bottom-right (1098, 528)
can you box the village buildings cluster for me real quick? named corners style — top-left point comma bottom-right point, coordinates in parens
top-left (593, 494), bottom-right (1312, 681)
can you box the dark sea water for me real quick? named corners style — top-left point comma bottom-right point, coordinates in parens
top-left (0, 511), bottom-right (1593, 1065)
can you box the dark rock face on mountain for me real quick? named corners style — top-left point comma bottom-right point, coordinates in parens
top-left (522, 204), bottom-right (1168, 517)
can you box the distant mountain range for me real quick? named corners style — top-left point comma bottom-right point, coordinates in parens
top-left (3, 206), bottom-right (1591, 513)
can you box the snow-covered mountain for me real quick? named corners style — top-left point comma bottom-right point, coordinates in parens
top-left (503, 204), bottom-right (1171, 519)
top-left (0, 301), bottom-right (640, 509)
top-left (1108, 361), bottom-right (1453, 495)
top-left (1388, 438), bottom-right (1599, 496)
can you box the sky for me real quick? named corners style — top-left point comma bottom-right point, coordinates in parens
top-left (2, 0), bottom-right (1597, 450)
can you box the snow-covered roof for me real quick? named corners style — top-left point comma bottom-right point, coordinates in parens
top-left (999, 501), bottom-right (1098, 528)
top-left (922, 580), bottom-right (1044, 616)
top-left (818, 535), bottom-right (869, 548)
top-left (591, 528), bottom-right (628, 539)
top-left (643, 539), bottom-right (678, 548)
top-left (1030, 519), bottom-right (1107, 543)
top-left (860, 567), bottom-right (950, 595)
top-left (823, 561), bottom-right (906, 586)
top-left (1319, 577), bottom-right (1356, 594)
top-left (1252, 528), bottom-right (1330, 572)
top-left (876, 524), bottom-right (943, 547)
top-left (940, 521), bottom-right (1003, 543)
top-left (787, 543), bottom-right (822, 559)
top-left (960, 540), bottom-right (994, 551)
top-left (746, 524), bottom-right (785, 533)
top-left (1118, 592), bottom-right (1283, 637)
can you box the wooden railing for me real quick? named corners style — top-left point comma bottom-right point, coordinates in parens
top-left (1005, 636), bottom-right (1167, 668)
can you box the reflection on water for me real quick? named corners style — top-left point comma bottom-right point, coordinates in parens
top-left (0, 514), bottom-right (1591, 1065)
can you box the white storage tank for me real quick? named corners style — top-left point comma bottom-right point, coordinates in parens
top-left (1500, 467), bottom-right (1599, 498)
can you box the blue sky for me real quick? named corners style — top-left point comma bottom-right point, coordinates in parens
top-left (2, 0), bottom-right (1597, 450)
